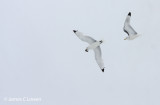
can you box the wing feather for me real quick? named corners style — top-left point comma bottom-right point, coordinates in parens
top-left (74, 31), bottom-right (96, 44)
top-left (124, 12), bottom-right (137, 36)
top-left (94, 46), bottom-right (104, 71)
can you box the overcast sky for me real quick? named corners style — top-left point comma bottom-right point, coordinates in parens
top-left (0, 0), bottom-right (160, 105)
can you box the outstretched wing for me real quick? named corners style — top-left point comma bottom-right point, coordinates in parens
top-left (73, 30), bottom-right (96, 44)
top-left (94, 46), bottom-right (105, 72)
top-left (123, 12), bottom-right (137, 36)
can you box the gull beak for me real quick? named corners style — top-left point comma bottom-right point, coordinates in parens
top-left (124, 38), bottom-right (127, 40)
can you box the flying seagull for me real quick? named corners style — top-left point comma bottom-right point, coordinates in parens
top-left (73, 30), bottom-right (105, 72)
top-left (123, 12), bottom-right (140, 40)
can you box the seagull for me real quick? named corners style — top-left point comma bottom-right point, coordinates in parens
top-left (73, 30), bottom-right (105, 72)
top-left (123, 12), bottom-right (140, 40)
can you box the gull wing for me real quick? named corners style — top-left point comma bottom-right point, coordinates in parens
top-left (123, 12), bottom-right (137, 36)
top-left (94, 46), bottom-right (105, 72)
top-left (74, 31), bottom-right (96, 44)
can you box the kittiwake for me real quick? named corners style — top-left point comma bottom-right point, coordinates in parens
top-left (73, 30), bottom-right (105, 72)
top-left (123, 12), bottom-right (140, 40)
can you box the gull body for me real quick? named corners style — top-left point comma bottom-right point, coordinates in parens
top-left (86, 41), bottom-right (102, 52)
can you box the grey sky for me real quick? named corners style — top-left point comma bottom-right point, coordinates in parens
top-left (0, 0), bottom-right (160, 105)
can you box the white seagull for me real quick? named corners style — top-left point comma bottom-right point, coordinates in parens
top-left (123, 12), bottom-right (140, 40)
top-left (73, 30), bottom-right (105, 72)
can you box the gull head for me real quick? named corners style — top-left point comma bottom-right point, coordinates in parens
top-left (73, 30), bottom-right (78, 33)
top-left (124, 34), bottom-right (140, 40)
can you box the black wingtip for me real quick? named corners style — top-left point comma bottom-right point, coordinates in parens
top-left (128, 12), bottom-right (131, 16)
top-left (102, 68), bottom-right (104, 72)
top-left (73, 30), bottom-right (77, 33)
top-left (85, 49), bottom-right (88, 52)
